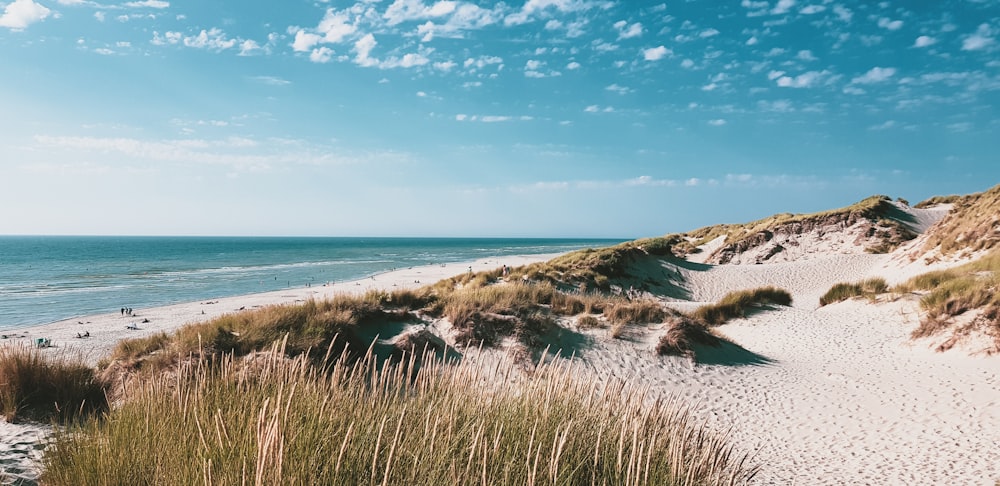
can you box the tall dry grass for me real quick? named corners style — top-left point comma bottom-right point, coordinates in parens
top-left (691, 287), bottom-right (792, 326)
top-left (43, 340), bottom-right (757, 485)
top-left (818, 278), bottom-right (888, 306)
top-left (0, 345), bottom-right (107, 423)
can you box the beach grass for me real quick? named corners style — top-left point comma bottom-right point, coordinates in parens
top-left (818, 278), bottom-right (889, 306)
top-left (919, 183), bottom-right (1000, 255)
top-left (0, 345), bottom-right (107, 423)
top-left (42, 342), bottom-right (757, 485)
top-left (656, 317), bottom-right (722, 360)
top-left (691, 287), bottom-right (793, 326)
top-left (896, 249), bottom-right (1000, 350)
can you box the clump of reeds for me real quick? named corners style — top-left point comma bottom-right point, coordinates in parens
top-left (691, 287), bottom-right (792, 326)
top-left (818, 278), bottom-right (889, 306)
top-left (42, 340), bottom-right (757, 485)
top-left (0, 345), bottom-right (107, 423)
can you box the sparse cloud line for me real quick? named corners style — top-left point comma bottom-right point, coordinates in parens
top-left (30, 134), bottom-right (371, 171)
top-left (505, 172), bottom-right (834, 193)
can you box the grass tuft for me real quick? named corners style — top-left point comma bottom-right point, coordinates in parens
top-left (691, 287), bottom-right (792, 326)
top-left (0, 345), bottom-right (108, 423)
top-left (819, 278), bottom-right (889, 306)
top-left (656, 317), bottom-right (722, 360)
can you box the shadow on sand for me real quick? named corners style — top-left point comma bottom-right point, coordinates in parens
top-left (692, 339), bottom-right (774, 366)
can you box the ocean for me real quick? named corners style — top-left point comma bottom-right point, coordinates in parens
top-left (0, 236), bottom-right (623, 330)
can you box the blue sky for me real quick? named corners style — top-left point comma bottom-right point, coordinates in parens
top-left (0, 0), bottom-right (997, 238)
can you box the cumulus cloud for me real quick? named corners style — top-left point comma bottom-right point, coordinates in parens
top-left (852, 66), bottom-right (896, 84)
top-left (877, 18), bottom-right (903, 31)
top-left (832, 5), bottom-right (852, 22)
top-left (309, 46), bottom-right (333, 63)
top-left (317, 9), bottom-right (357, 43)
top-left (962, 23), bottom-right (996, 51)
top-left (799, 4), bottom-right (824, 14)
top-left (642, 45), bottom-right (671, 61)
top-left (614, 20), bottom-right (642, 39)
top-left (353, 33), bottom-right (378, 67)
top-left (566, 61), bottom-right (581, 70)
top-left (183, 28), bottom-right (237, 50)
top-left (771, 0), bottom-right (795, 15)
top-left (605, 83), bottom-right (631, 94)
top-left (0, 0), bottom-right (51, 30)
top-left (708, 119), bottom-right (726, 126)
top-left (504, 0), bottom-right (608, 26)
top-left (775, 70), bottom-right (830, 88)
top-left (292, 30), bottom-right (322, 52)
top-left (913, 35), bottom-right (936, 48)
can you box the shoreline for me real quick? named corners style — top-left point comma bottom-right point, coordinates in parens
top-left (4, 253), bottom-right (561, 365)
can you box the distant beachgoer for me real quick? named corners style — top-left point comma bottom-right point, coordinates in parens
top-left (84, 331), bottom-right (90, 338)
top-left (121, 307), bottom-right (125, 316)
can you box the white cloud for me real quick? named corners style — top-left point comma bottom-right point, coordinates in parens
top-left (309, 46), bottom-right (333, 63)
top-left (238, 39), bottom-right (260, 56)
top-left (775, 70), bottom-right (830, 88)
top-left (746, 36), bottom-right (758, 45)
top-left (353, 33), bottom-right (378, 67)
top-left (852, 66), bottom-right (896, 84)
top-left (480, 115), bottom-right (511, 122)
top-left (384, 0), bottom-right (456, 26)
top-left (605, 83), bottom-right (631, 94)
top-left (433, 60), bottom-right (456, 71)
top-left (615, 20), bottom-right (642, 39)
top-left (962, 23), bottom-right (995, 51)
top-left (699, 28), bottom-right (719, 38)
top-left (796, 49), bottom-right (816, 61)
top-left (800, 5), bottom-right (824, 14)
top-left (317, 9), bottom-right (357, 43)
top-left (877, 18), bottom-right (903, 31)
top-left (642, 45), bottom-right (671, 61)
top-left (913, 35), bottom-right (936, 48)
top-left (708, 119), bottom-right (726, 126)
top-left (832, 5), bottom-right (852, 22)
top-left (124, 0), bottom-right (169, 7)
top-left (94, 11), bottom-right (105, 21)
top-left (504, 0), bottom-right (608, 26)
top-left (771, 0), bottom-right (796, 15)
top-left (584, 105), bottom-right (599, 112)
top-left (455, 114), bottom-right (467, 121)
top-left (566, 61), bottom-right (581, 70)
top-left (292, 30), bottom-right (322, 52)
top-left (0, 0), bottom-right (51, 30)
top-left (183, 28), bottom-right (237, 51)
top-left (680, 59), bottom-right (694, 69)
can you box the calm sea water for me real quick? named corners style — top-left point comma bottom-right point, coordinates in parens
top-left (0, 236), bottom-right (623, 330)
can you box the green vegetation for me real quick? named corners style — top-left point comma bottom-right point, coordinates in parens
top-left (919, 183), bottom-right (1000, 255)
top-left (691, 287), bottom-right (793, 326)
top-left (0, 346), bottom-right (107, 423)
top-left (43, 345), bottom-right (757, 485)
top-left (818, 278), bottom-right (889, 306)
top-left (897, 249), bottom-right (1000, 351)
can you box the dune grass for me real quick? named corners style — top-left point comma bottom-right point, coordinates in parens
top-left (691, 287), bottom-right (793, 326)
top-left (895, 249), bottom-right (1000, 349)
top-left (818, 278), bottom-right (889, 306)
top-left (656, 317), bottom-right (723, 360)
top-left (0, 345), bottom-right (108, 423)
top-left (919, 183), bottom-right (1000, 255)
top-left (43, 342), bottom-right (757, 485)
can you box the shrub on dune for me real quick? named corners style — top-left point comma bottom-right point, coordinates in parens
top-left (656, 317), bottom-right (722, 360)
top-left (692, 287), bottom-right (792, 326)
